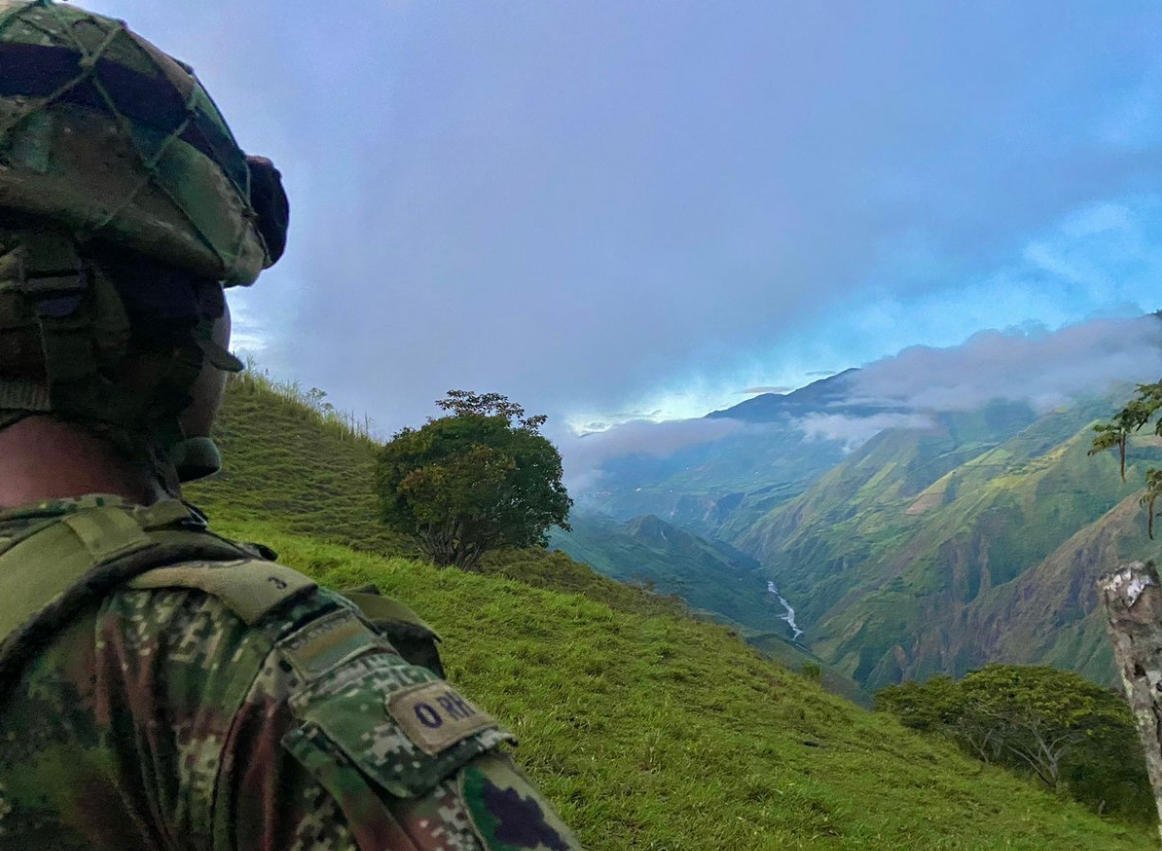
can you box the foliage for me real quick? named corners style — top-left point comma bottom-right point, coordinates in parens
top-left (878, 665), bottom-right (1153, 823)
top-left (800, 662), bottom-right (823, 681)
top-left (1090, 379), bottom-right (1162, 537)
top-left (376, 391), bottom-right (572, 570)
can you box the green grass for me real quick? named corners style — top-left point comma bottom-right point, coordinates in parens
top-left (186, 373), bottom-right (1158, 849)
top-left (188, 370), bottom-right (416, 556)
top-left (206, 518), bottom-right (1156, 850)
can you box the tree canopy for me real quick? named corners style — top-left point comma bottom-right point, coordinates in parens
top-left (1090, 379), bottom-right (1162, 536)
top-left (375, 391), bottom-right (572, 570)
top-left (1089, 312), bottom-right (1162, 537)
top-left (878, 664), bottom-right (1151, 822)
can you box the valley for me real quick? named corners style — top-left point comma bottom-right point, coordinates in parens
top-left (563, 370), bottom-right (1161, 692)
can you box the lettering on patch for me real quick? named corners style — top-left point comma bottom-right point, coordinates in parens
top-left (388, 682), bottom-right (498, 755)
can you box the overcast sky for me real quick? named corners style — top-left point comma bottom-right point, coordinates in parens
top-left (83, 0), bottom-right (1162, 440)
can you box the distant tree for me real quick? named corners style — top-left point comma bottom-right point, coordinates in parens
top-left (376, 391), bottom-right (572, 571)
top-left (1090, 312), bottom-right (1162, 537)
top-left (878, 665), bottom-right (1152, 820)
top-left (956, 665), bottom-right (1131, 792)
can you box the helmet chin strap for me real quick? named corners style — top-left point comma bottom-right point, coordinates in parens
top-left (169, 436), bottom-right (223, 483)
top-left (0, 229), bottom-right (241, 491)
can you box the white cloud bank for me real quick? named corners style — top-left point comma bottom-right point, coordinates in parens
top-left (851, 315), bottom-right (1162, 413)
top-left (799, 412), bottom-right (936, 450)
top-left (562, 314), bottom-right (1162, 485)
top-left (561, 416), bottom-right (747, 476)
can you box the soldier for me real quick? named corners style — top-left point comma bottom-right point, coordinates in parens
top-left (0, 2), bottom-right (583, 849)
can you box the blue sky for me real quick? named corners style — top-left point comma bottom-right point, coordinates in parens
top-left (83, 0), bottom-right (1162, 437)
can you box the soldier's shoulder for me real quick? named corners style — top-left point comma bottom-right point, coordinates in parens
top-left (88, 561), bottom-right (585, 850)
top-left (99, 557), bottom-right (355, 657)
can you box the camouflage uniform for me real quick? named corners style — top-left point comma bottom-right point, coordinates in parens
top-left (0, 496), bottom-right (583, 850)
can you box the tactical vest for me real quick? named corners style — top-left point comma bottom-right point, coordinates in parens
top-left (0, 498), bottom-right (444, 703)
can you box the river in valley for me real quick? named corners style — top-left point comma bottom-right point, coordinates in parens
top-left (767, 581), bottom-right (804, 642)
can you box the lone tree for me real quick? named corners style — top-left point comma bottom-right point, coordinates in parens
top-left (1090, 379), bottom-right (1162, 537)
top-left (878, 665), bottom-right (1151, 819)
top-left (1089, 312), bottom-right (1162, 536)
top-left (376, 391), bottom-right (572, 570)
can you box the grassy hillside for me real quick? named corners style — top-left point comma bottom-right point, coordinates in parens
top-left (187, 369), bottom-right (412, 556)
top-left (185, 373), bottom-right (1158, 847)
top-left (210, 518), bottom-right (1155, 849)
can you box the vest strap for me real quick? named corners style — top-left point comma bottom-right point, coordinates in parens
top-left (0, 500), bottom-right (446, 700)
top-left (128, 561), bottom-right (316, 626)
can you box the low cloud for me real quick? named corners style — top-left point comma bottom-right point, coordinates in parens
top-left (799, 412), bottom-right (936, 450)
top-left (851, 315), bottom-right (1162, 413)
top-left (563, 314), bottom-right (1162, 491)
top-left (559, 416), bottom-right (747, 487)
top-left (740, 385), bottom-right (794, 395)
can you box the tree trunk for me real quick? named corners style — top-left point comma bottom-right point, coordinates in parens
top-left (1098, 560), bottom-right (1162, 842)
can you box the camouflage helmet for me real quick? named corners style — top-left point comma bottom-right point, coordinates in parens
top-left (0, 0), bottom-right (289, 484)
top-left (0, 0), bottom-right (287, 283)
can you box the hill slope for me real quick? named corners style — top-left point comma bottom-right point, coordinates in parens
top-left (550, 512), bottom-right (781, 631)
top-left (211, 518), bottom-right (1156, 850)
top-left (187, 370), bottom-right (410, 555)
top-left (186, 373), bottom-right (1156, 847)
top-left (736, 394), bottom-right (1159, 688)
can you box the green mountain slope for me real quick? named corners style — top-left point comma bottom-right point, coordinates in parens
top-left (185, 373), bottom-right (1157, 847)
top-left (551, 512), bottom-right (871, 706)
top-left (737, 393), bottom-right (1155, 689)
top-left (962, 491), bottom-right (1161, 685)
top-left (550, 512), bottom-right (779, 631)
top-left (587, 426), bottom-right (846, 536)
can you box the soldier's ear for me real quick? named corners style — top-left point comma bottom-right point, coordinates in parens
top-left (247, 156), bottom-right (290, 266)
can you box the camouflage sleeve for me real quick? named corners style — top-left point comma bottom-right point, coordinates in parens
top-left (214, 648), bottom-right (487, 850)
top-left (103, 585), bottom-right (582, 851)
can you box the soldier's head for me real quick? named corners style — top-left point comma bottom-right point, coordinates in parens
top-left (0, 0), bottom-right (288, 493)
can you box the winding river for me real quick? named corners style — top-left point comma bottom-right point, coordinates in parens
top-left (767, 581), bottom-right (804, 642)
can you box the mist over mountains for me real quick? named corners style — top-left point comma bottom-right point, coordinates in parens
top-left (557, 314), bottom-right (1162, 690)
top-left (566, 314), bottom-right (1161, 502)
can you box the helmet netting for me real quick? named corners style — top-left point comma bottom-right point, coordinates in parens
top-left (0, 0), bottom-right (270, 284)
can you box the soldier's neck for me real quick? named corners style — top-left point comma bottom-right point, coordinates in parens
top-left (0, 416), bottom-right (172, 508)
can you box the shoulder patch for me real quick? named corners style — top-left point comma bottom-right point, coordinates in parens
top-left (278, 608), bottom-right (388, 682)
top-left (285, 653), bottom-right (513, 799)
top-left (388, 681), bottom-right (498, 756)
top-left (459, 753), bottom-right (584, 851)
